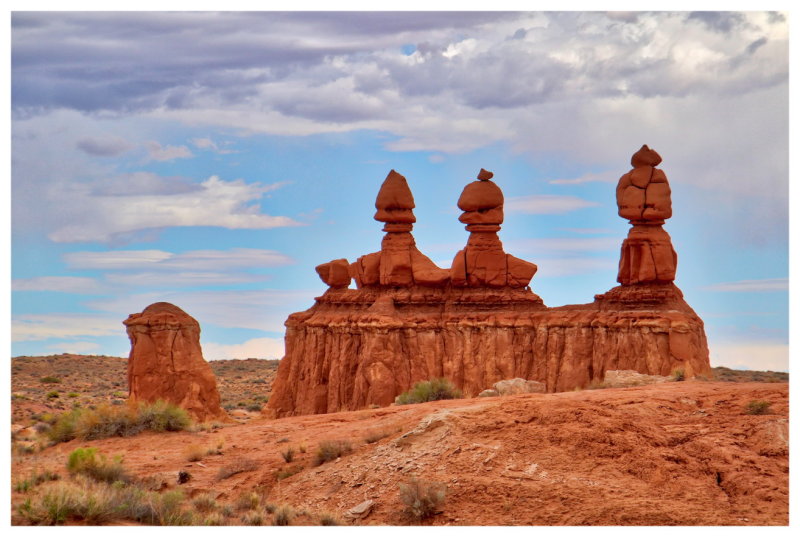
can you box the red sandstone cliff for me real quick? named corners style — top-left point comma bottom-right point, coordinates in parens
top-left (267, 151), bottom-right (711, 418)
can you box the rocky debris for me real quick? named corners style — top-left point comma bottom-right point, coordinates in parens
top-left (493, 378), bottom-right (546, 395)
top-left (478, 389), bottom-right (500, 398)
top-left (601, 370), bottom-right (671, 388)
top-left (343, 499), bottom-right (374, 521)
top-left (616, 145), bottom-right (677, 284)
top-left (267, 154), bottom-right (710, 418)
top-left (123, 302), bottom-right (227, 422)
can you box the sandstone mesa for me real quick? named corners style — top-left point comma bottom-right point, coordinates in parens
top-left (267, 146), bottom-right (711, 418)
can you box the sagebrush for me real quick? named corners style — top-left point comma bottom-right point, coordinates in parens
top-left (398, 477), bottom-right (446, 520)
top-left (395, 378), bottom-right (462, 405)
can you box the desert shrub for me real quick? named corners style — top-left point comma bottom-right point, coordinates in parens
top-left (204, 512), bottom-right (226, 525)
top-left (252, 379), bottom-right (267, 384)
top-left (40, 376), bottom-right (61, 384)
top-left (745, 400), bottom-right (772, 415)
top-left (273, 505), bottom-right (293, 526)
top-left (398, 477), bottom-right (446, 521)
top-left (48, 401), bottom-right (190, 444)
top-left (281, 447), bottom-right (295, 463)
top-left (319, 512), bottom-right (340, 525)
top-left (46, 391), bottom-right (60, 399)
top-left (314, 440), bottom-right (352, 466)
top-left (243, 510), bottom-right (264, 525)
top-left (275, 465), bottom-right (304, 480)
top-left (671, 368), bottom-right (686, 382)
top-left (264, 503), bottom-right (277, 514)
top-left (191, 493), bottom-right (218, 513)
top-left (235, 491), bottom-right (261, 511)
top-left (14, 469), bottom-right (60, 492)
top-left (395, 378), bottom-right (462, 405)
top-left (217, 457), bottom-right (259, 480)
top-left (364, 429), bottom-right (391, 444)
top-left (246, 403), bottom-right (263, 412)
top-left (67, 392), bottom-right (79, 398)
top-left (66, 447), bottom-right (129, 484)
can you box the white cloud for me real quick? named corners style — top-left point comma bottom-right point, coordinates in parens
top-left (145, 141), bottom-right (193, 162)
top-left (64, 248), bottom-right (293, 271)
top-left (202, 337), bottom-right (285, 361)
top-left (104, 272), bottom-right (269, 288)
top-left (12, 314), bottom-right (122, 342)
top-left (12, 276), bottom-right (108, 294)
top-left (191, 137), bottom-right (217, 150)
top-left (47, 176), bottom-right (301, 243)
top-left (505, 195), bottom-right (600, 214)
top-left (77, 136), bottom-right (133, 157)
top-left (703, 278), bottom-right (788, 292)
top-left (709, 342), bottom-right (788, 372)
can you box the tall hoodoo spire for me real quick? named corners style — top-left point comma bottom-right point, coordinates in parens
top-left (616, 145), bottom-right (677, 284)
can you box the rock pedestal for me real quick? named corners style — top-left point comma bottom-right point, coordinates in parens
top-left (123, 302), bottom-right (227, 422)
top-left (267, 150), bottom-right (711, 418)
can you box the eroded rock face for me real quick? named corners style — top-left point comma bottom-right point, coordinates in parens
top-left (268, 152), bottom-right (711, 418)
top-left (123, 302), bottom-right (227, 422)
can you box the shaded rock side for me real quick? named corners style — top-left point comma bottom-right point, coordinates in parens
top-left (266, 283), bottom-right (710, 417)
top-left (123, 302), bottom-right (227, 422)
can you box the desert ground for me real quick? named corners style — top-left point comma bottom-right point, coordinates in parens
top-left (10, 354), bottom-right (788, 525)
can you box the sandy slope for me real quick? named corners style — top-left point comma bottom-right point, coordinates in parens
top-left (11, 380), bottom-right (787, 525)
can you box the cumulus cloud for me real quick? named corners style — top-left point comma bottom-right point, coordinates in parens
top-left (202, 337), bottom-right (285, 361)
top-left (46, 175), bottom-right (300, 243)
top-left (703, 278), bottom-right (788, 292)
top-left (146, 141), bottom-right (193, 161)
top-left (505, 195), bottom-right (600, 214)
top-left (76, 136), bottom-right (133, 157)
top-left (12, 276), bottom-right (108, 294)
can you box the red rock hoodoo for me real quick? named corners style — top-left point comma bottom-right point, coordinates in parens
top-left (267, 148), bottom-right (711, 418)
top-left (124, 302), bottom-right (227, 422)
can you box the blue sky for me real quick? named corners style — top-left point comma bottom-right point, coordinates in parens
top-left (9, 10), bottom-right (789, 370)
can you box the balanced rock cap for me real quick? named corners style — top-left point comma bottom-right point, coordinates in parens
top-left (631, 145), bottom-right (662, 168)
top-left (457, 169), bottom-right (504, 212)
top-left (375, 170), bottom-right (415, 210)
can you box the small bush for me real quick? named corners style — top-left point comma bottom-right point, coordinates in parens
top-left (745, 400), bottom-right (772, 415)
top-left (398, 477), bottom-right (446, 521)
top-left (395, 378), bottom-right (462, 405)
top-left (314, 440), bottom-right (352, 466)
top-left (273, 505), bottom-right (293, 526)
top-left (66, 447), bottom-right (129, 484)
top-left (67, 392), bottom-right (79, 398)
top-left (191, 493), bottom-right (218, 513)
top-left (46, 391), bottom-right (60, 399)
top-left (246, 403), bottom-right (263, 412)
top-left (217, 457), bottom-right (259, 480)
top-left (319, 513), bottom-right (340, 525)
top-left (204, 512), bottom-right (226, 525)
top-left (40, 376), bottom-right (61, 384)
top-left (184, 444), bottom-right (206, 462)
top-left (234, 491), bottom-right (261, 511)
top-left (281, 447), bottom-right (295, 463)
top-left (671, 368), bottom-right (686, 382)
top-left (14, 469), bottom-right (59, 492)
top-left (275, 465), bottom-right (303, 480)
top-left (243, 510), bottom-right (264, 525)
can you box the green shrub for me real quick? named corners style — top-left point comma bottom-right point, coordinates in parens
top-left (745, 400), bottom-right (772, 415)
top-left (281, 447), bottom-right (294, 463)
top-left (191, 493), bottom-right (218, 513)
top-left (46, 391), bottom-right (60, 399)
top-left (275, 465), bottom-right (303, 480)
top-left (217, 457), bottom-right (259, 480)
top-left (66, 447), bottom-right (129, 484)
top-left (671, 368), bottom-right (686, 382)
top-left (395, 378), bottom-right (462, 405)
top-left (398, 477), bottom-right (446, 521)
top-left (14, 469), bottom-right (59, 492)
top-left (47, 401), bottom-right (190, 444)
top-left (67, 392), bottom-right (79, 398)
top-left (243, 511), bottom-right (264, 525)
top-left (40, 376), bottom-right (61, 384)
top-left (313, 440), bottom-right (352, 466)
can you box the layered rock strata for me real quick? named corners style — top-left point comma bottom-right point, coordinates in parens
top-left (267, 151), bottom-right (711, 418)
top-left (124, 302), bottom-right (227, 422)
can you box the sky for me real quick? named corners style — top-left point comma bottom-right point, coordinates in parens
top-left (8, 9), bottom-right (789, 371)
